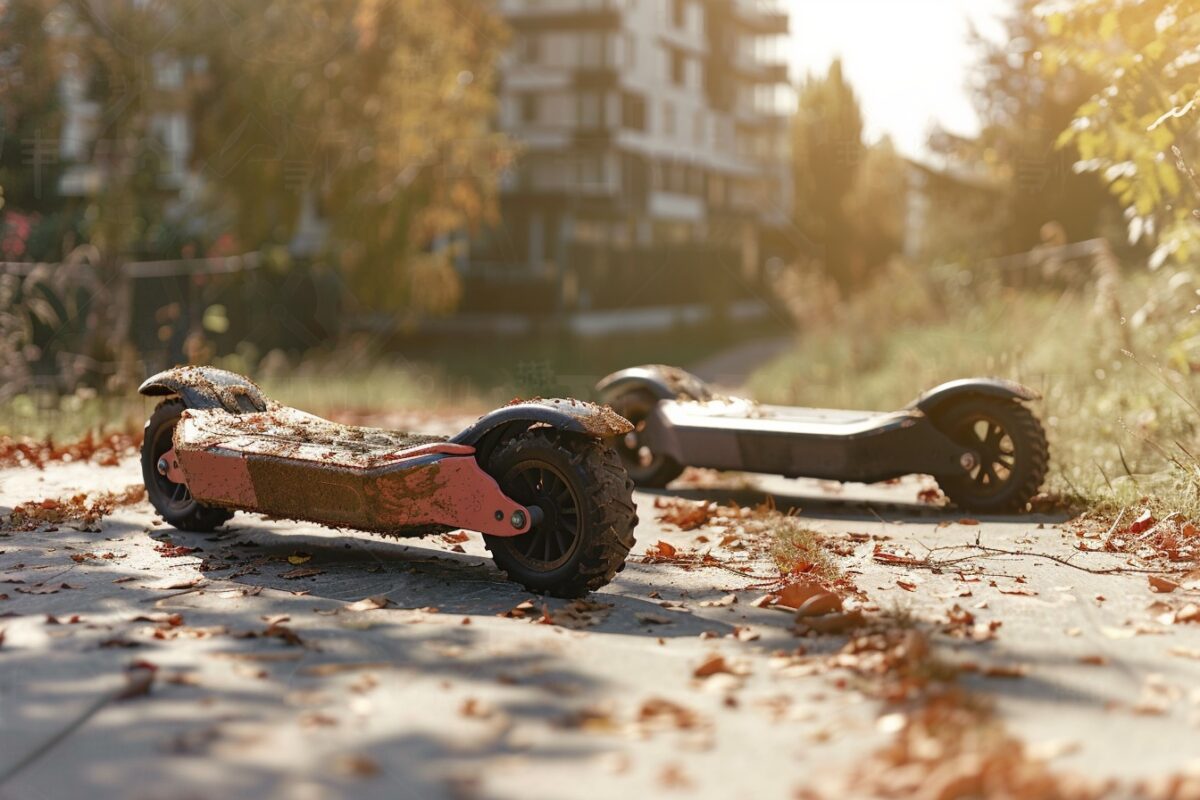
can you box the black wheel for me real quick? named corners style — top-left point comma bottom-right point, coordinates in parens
top-left (929, 396), bottom-right (1048, 513)
top-left (482, 430), bottom-right (637, 597)
top-left (603, 388), bottom-right (684, 488)
top-left (141, 399), bottom-right (234, 532)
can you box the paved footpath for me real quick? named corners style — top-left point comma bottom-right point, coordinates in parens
top-left (3, 449), bottom-right (1200, 799)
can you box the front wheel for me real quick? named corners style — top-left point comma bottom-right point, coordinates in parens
top-left (929, 397), bottom-right (1049, 513)
top-left (483, 430), bottom-right (637, 597)
top-left (141, 399), bottom-right (234, 532)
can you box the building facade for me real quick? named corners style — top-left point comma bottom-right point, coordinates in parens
top-left (468, 0), bottom-right (791, 312)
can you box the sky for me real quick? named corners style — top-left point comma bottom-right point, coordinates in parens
top-left (786, 0), bottom-right (1010, 158)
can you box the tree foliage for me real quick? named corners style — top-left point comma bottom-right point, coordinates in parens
top-left (940, 0), bottom-right (1117, 253)
top-left (2, 0), bottom-right (512, 313)
top-left (190, 0), bottom-right (512, 310)
top-left (1046, 0), bottom-right (1200, 266)
top-left (792, 59), bottom-right (865, 288)
top-left (0, 0), bottom-right (67, 215)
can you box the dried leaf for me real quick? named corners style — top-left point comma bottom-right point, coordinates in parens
top-left (345, 595), bottom-right (393, 612)
top-left (693, 654), bottom-right (735, 678)
top-left (1129, 509), bottom-right (1156, 534)
top-left (281, 566), bottom-right (324, 579)
top-left (1149, 575), bottom-right (1180, 593)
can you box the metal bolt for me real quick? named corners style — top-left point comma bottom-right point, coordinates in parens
top-left (494, 510), bottom-right (504, 521)
top-left (157, 457), bottom-right (169, 476)
top-left (960, 452), bottom-right (978, 471)
top-left (510, 510), bottom-right (527, 529)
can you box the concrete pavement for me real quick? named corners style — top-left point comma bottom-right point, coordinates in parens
top-left (3, 456), bottom-right (1200, 799)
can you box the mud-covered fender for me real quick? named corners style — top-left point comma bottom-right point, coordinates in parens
top-left (909, 378), bottom-right (1040, 415)
top-left (138, 366), bottom-right (272, 414)
top-left (595, 364), bottom-right (714, 403)
top-left (451, 398), bottom-right (633, 447)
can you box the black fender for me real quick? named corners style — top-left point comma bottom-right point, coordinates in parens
top-left (138, 366), bottom-right (272, 414)
top-left (595, 364), bottom-right (714, 403)
top-left (909, 378), bottom-right (1040, 415)
top-left (451, 398), bottom-right (633, 449)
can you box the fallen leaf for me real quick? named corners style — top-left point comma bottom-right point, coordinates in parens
top-left (693, 654), bottom-right (736, 678)
top-left (1175, 604), bottom-right (1200, 624)
top-left (983, 663), bottom-right (1028, 678)
top-left (636, 697), bottom-right (701, 730)
top-left (345, 595), bottom-right (393, 612)
top-left (897, 580), bottom-right (917, 592)
top-left (795, 592), bottom-right (843, 618)
top-left (1149, 575), bottom-right (1180, 593)
top-left (1078, 654), bottom-right (1108, 666)
top-left (1129, 509), bottom-right (1156, 534)
top-left (644, 540), bottom-right (678, 559)
top-left (331, 754), bottom-right (380, 778)
top-left (287, 552), bottom-right (312, 565)
top-left (459, 697), bottom-right (495, 719)
top-left (145, 577), bottom-right (205, 591)
top-left (281, 567), bottom-right (324, 579)
top-left (958, 518), bottom-right (980, 526)
top-left (773, 580), bottom-right (825, 610)
top-left (798, 609), bottom-right (864, 634)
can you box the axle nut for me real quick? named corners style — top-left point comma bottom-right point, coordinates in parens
top-left (157, 457), bottom-right (169, 476)
top-left (510, 510), bottom-right (527, 530)
top-left (960, 452), bottom-right (978, 471)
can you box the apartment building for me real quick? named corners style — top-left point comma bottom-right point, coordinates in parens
top-left (470, 0), bottom-right (791, 311)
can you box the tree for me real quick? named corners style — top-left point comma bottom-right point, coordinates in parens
top-left (189, 0), bottom-right (513, 311)
top-left (0, 0), bottom-right (67, 213)
top-left (1048, 0), bottom-right (1199, 267)
top-left (843, 135), bottom-right (908, 273)
top-left (943, 0), bottom-right (1117, 254)
top-left (791, 59), bottom-right (865, 289)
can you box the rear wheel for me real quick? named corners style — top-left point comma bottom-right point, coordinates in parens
top-left (141, 399), bottom-right (234, 532)
top-left (603, 388), bottom-right (684, 488)
top-left (929, 397), bottom-right (1048, 513)
top-left (483, 430), bottom-right (636, 597)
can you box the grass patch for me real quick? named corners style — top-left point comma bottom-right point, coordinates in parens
top-left (768, 515), bottom-right (843, 583)
top-left (749, 263), bottom-right (1200, 517)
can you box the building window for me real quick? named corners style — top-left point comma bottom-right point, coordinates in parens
top-left (672, 0), bottom-right (686, 29)
top-left (516, 33), bottom-right (541, 64)
top-left (670, 49), bottom-right (686, 87)
top-left (579, 32), bottom-right (605, 68)
top-left (577, 91), bottom-right (602, 128)
top-left (693, 110), bottom-right (705, 145)
top-left (520, 94), bottom-right (539, 124)
top-left (622, 91), bottom-right (646, 131)
top-left (662, 101), bottom-right (675, 137)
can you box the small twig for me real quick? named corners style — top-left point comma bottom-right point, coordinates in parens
top-left (884, 537), bottom-right (1169, 576)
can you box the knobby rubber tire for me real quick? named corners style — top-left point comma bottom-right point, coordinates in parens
top-left (930, 396), bottom-right (1049, 513)
top-left (483, 430), bottom-right (637, 597)
top-left (142, 399), bottom-right (234, 532)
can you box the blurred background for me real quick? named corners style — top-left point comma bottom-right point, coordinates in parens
top-left (0, 0), bottom-right (1197, 508)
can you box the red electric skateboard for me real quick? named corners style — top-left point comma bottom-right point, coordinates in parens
top-left (140, 367), bottom-right (637, 596)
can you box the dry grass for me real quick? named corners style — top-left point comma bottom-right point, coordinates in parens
top-left (768, 515), bottom-right (843, 584)
top-left (751, 262), bottom-right (1200, 518)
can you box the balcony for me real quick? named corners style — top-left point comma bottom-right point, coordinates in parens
top-left (728, 0), bottom-right (788, 35)
top-left (500, 0), bottom-right (623, 29)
